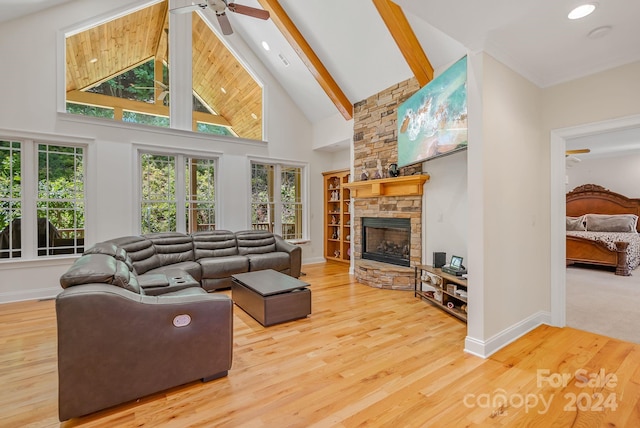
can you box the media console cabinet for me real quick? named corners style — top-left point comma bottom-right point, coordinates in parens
top-left (415, 265), bottom-right (468, 322)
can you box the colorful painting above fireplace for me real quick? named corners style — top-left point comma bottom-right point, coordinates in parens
top-left (397, 55), bottom-right (468, 167)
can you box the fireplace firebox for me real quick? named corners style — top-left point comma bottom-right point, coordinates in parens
top-left (361, 217), bottom-right (410, 267)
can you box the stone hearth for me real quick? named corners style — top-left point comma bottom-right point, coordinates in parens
top-left (351, 194), bottom-right (422, 290)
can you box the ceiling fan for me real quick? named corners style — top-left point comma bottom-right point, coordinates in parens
top-left (565, 148), bottom-right (590, 167)
top-left (170, 0), bottom-right (270, 35)
top-left (565, 148), bottom-right (590, 156)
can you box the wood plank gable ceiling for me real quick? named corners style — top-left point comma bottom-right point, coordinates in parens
top-left (64, 0), bottom-right (431, 135)
top-left (65, 0), bottom-right (261, 140)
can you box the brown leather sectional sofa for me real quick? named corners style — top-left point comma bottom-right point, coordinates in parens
top-left (56, 229), bottom-right (301, 421)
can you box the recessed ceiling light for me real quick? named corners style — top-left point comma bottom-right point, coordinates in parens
top-left (251, 113), bottom-right (258, 120)
top-left (568, 3), bottom-right (597, 20)
top-left (220, 87), bottom-right (227, 94)
top-left (89, 58), bottom-right (98, 63)
top-left (261, 41), bottom-right (270, 51)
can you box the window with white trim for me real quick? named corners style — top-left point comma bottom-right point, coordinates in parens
top-left (1, 140), bottom-right (86, 259)
top-left (250, 161), bottom-right (305, 240)
top-left (140, 152), bottom-right (217, 234)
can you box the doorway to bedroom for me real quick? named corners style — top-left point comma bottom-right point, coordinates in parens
top-left (551, 114), bottom-right (640, 344)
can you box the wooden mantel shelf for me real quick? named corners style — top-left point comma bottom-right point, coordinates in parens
top-left (343, 174), bottom-right (430, 198)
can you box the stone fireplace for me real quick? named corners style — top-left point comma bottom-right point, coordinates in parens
top-left (350, 193), bottom-right (422, 290)
top-left (347, 76), bottom-right (425, 291)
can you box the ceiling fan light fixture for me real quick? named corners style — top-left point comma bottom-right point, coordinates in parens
top-left (568, 3), bottom-right (597, 20)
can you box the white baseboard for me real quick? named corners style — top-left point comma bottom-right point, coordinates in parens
top-left (464, 311), bottom-right (552, 358)
top-left (302, 257), bottom-right (327, 265)
top-left (0, 286), bottom-right (60, 304)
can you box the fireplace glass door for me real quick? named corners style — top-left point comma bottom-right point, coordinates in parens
top-left (362, 217), bottom-right (410, 267)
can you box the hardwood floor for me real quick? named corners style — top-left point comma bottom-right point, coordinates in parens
top-left (2, 261), bottom-right (640, 427)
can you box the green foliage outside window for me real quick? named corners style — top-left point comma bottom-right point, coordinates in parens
top-left (141, 154), bottom-right (176, 234)
top-left (0, 141), bottom-right (21, 232)
top-left (37, 144), bottom-right (85, 233)
top-left (65, 103), bottom-right (114, 118)
top-left (89, 60), bottom-right (160, 103)
top-left (186, 158), bottom-right (216, 231)
top-left (123, 112), bottom-right (170, 127)
top-left (197, 122), bottom-right (233, 136)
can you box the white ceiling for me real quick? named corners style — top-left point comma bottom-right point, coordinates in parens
top-left (2, 0), bottom-right (640, 152)
top-left (0, 0), bottom-right (73, 23)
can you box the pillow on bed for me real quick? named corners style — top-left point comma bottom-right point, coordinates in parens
top-left (584, 214), bottom-right (639, 232)
top-left (566, 216), bottom-right (586, 231)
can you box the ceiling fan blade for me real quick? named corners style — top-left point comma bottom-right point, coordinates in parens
top-left (565, 149), bottom-right (591, 155)
top-left (217, 12), bottom-right (234, 35)
top-left (169, 3), bottom-right (207, 14)
top-left (228, 3), bottom-right (270, 20)
top-left (158, 91), bottom-right (168, 101)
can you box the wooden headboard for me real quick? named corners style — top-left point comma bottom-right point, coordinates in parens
top-left (566, 184), bottom-right (640, 232)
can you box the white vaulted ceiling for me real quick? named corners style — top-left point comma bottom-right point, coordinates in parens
top-left (2, 0), bottom-right (639, 128)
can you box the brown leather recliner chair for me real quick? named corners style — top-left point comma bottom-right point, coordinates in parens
top-left (56, 253), bottom-right (233, 421)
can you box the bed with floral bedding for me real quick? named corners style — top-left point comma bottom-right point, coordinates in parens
top-left (566, 184), bottom-right (640, 276)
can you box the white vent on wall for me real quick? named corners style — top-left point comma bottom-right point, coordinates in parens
top-left (278, 53), bottom-right (290, 67)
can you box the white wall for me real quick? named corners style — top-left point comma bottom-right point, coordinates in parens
top-left (423, 151), bottom-right (468, 264)
top-left (466, 52), bottom-right (548, 357)
top-left (0, 0), bottom-right (334, 302)
top-left (566, 153), bottom-right (640, 198)
top-left (465, 59), bottom-right (640, 356)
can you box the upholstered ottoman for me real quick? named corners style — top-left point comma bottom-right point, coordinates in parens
top-left (231, 269), bottom-right (311, 326)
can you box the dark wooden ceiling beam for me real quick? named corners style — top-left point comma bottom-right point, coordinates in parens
top-left (372, 0), bottom-right (434, 86)
top-left (257, 0), bottom-right (353, 120)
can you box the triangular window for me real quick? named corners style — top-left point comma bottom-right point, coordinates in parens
top-left (65, 0), bottom-right (262, 140)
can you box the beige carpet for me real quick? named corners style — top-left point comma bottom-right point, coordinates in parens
top-left (566, 265), bottom-right (640, 344)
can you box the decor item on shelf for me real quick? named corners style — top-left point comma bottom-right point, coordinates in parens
top-left (331, 230), bottom-right (338, 240)
top-left (346, 235), bottom-right (350, 241)
top-left (374, 159), bottom-right (383, 179)
top-left (334, 250), bottom-right (340, 258)
top-left (360, 166), bottom-right (369, 181)
top-left (388, 163), bottom-right (399, 177)
top-left (347, 247), bottom-right (351, 257)
top-left (334, 178), bottom-right (340, 188)
top-left (331, 215), bottom-right (337, 225)
top-left (416, 265), bottom-right (468, 322)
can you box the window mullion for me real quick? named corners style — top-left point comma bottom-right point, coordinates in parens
top-left (175, 154), bottom-right (186, 232)
top-left (273, 164), bottom-right (282, 236)
top-left (21, 141), bottom-right (37, 258)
